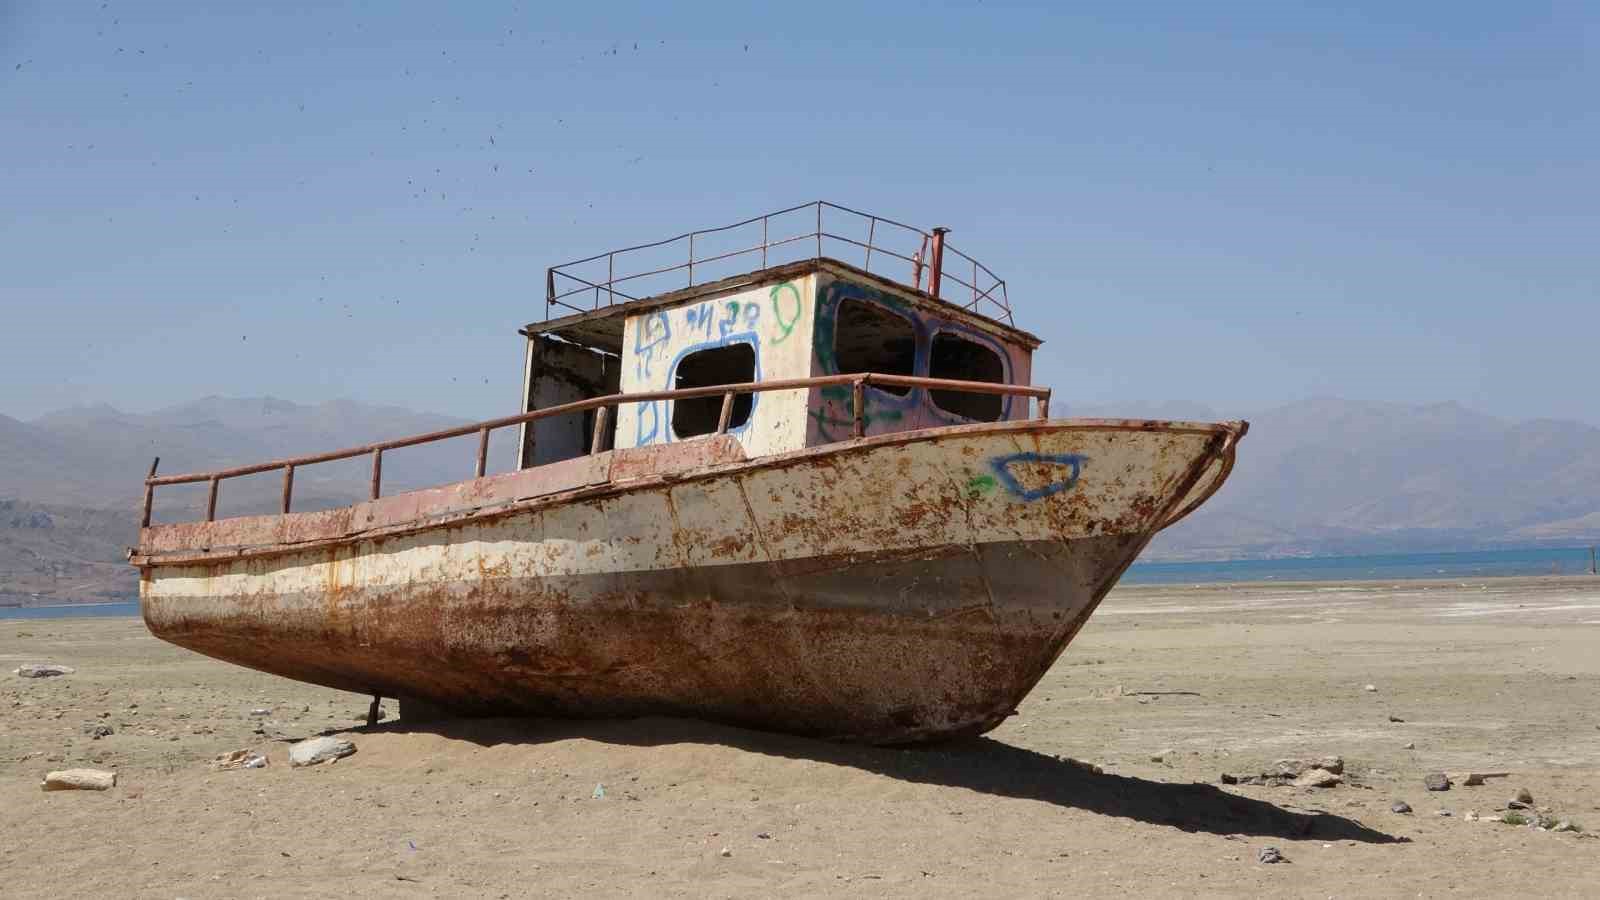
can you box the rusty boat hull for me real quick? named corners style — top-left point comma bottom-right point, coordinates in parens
top-left (135, 419), bottom-right (1243, 744)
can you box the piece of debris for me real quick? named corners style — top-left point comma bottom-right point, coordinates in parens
top-left (1293, 768), bottom-right (1342, 788)
top-left (1424, 773), bottom-right (1450, 791)
top-left (1437, 809), bottom-right (1454, 817)
top-left (1258, 846), bottom-right (1284, 864)
top-left (211, 749), bottom-right (269, 771)
top-left (82, 722), bottom-right (114, 739)
top-left (592, 783), bottom-right (605, 799)
top-left (249, 708), bottom-right (271, 717)
top-left (288, 736), bottom-right (355, 767)
top-left (1513, 787), bottom-right (1534, 805)
top-left (719, 848), bottom-right (732, 858)
top-left (1403, 742), bottom-right (1415, 750)
top-left (16, 664), bottom-right (75, 678)
top-left (41, 768), bottom-right (116, 791)
top-left (1387, 715), bottom-right (1405, 723)
top-left (1464, 811), bottom-right (1479, 821)
top-left (1508, 799), bottom-right (1529, 810)
top-left (757, 832), bottom-right (772, 840)
top-left (1391, 801), bottom-right (1412, 814)
top-left (1271, 756), bottom-right (1345, 778)
top-left (1151, 749), bottom-right (1174, 763)
top-left (1363, 684), bottom-right (1377, 692)
top-left (1220, 773), bottom-right (1239, 785)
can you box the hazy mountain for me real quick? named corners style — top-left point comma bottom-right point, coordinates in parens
top-left (1143, 398), bottom-right (1600, 559)
top-left (7, 396), bottom-right (520, 517)
top-left (5, 394), bottom-right (1600, 602)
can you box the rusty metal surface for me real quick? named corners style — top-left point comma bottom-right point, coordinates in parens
top-left (136, 419), bottom-right (1244, 744)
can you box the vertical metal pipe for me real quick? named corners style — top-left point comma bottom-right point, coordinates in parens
top-left (972, 259), bottom-right (979, 306)
top-left (590, 406), bottom-right (610, 454)
top-left (912, 248), bottom-right (924, 292)
top-left (715, 390), bottom-right (735, 434)
top-left (546, 267), bottom-right (554, 306)
top-left (851, 378), bottom-right (866, 438)
top-left (140, 457), bottom-right (160, 528)
top-left (761, 215), bottom-right (768, 268)
top-left (815, 203), bottom-right (822, 260)
top-left (928, 227), bottom-right (949, 299)
top-left (205, 477), bottom-right (219, 522)
top-left (475, 426), bottom-right (490, 478)
top-left (281, 465), bottom-right (295, 514)
top-left (607, 253), bottom-right (615, 306)
top-left (687, 234), bottom-right (694, 286)
top-left (370, 449), bottom-right (382, 500)
top-left (864, 218), bottom-right (876, 271)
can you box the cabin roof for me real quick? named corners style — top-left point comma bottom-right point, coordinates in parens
top-left (522, 258), bottom-right (1043, 355)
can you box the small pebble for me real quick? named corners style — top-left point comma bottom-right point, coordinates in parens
top-left (719, 848), bottom-right (732, 858)
top-left (1258, 846), bottom-right (1284, 864)
top-left (1391, 801), bottom-right (1412, 814)
top-left (1363, 684), bottom-right (1377, 692)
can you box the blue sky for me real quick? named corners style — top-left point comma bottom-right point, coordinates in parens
top-left (3, 1), bottom-right (1595, 423)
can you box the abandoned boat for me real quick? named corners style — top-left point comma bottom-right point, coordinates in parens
top-left (131, 202), bottom-right (1246, 744)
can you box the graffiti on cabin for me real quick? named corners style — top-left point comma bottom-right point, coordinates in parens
top-left (806, 278), bottom-right (1031, 444)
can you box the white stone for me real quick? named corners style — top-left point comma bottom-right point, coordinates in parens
top-left (16, 664), bottom-right (75, 678)
top-left (41, 768), bottom-right (116, 791)
top-left (288, 736), bottom-right (355, 767)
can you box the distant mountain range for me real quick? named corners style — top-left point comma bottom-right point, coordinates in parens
top-left (4, 395), bottom-right (1600, 602)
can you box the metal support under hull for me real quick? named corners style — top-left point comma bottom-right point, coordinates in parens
top-left (137, 419), bottom-right (1242, 744)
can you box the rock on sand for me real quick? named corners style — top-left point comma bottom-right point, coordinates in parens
top-left (289, 736), bottom-right (356, 767)
top-left (15, 664), bottom-right (75, 678)
top-left (41, 769), bottom-right (116, 791)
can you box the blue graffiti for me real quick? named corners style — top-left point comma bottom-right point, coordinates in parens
top-left (635, 399), bottom-right (661, 445)
top-left (634, 311), bottom-right (672, 381)
top-left (635, 331), bottom-right (763, 445)
top-left (989, 452), bottom-right (1087, 501)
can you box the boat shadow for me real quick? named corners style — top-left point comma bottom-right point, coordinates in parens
top-left (369, 715), bottom-right (1403, 844)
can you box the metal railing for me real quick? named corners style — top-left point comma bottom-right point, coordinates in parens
top-left (545, 201), bottom-right (1012, 326)
top-left (141, 373), bottom-right (1052, 527)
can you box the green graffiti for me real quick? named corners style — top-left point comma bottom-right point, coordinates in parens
top-left (770, 282), bottom-right (802, 343)
top-left (966, 474), bottom-right (998, 496)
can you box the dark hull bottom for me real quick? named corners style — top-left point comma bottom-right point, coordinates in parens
top-left (145, 534), bottom-right (1146, 743)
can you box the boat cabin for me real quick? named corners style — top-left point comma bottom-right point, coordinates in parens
top-left (518, 204), bottom-right (1041, 467)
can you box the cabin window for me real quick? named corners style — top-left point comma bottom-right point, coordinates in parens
top-left (670, 343), bottom-right (756, 438)
top-left (928, 332), bottom-right (1006, 421)
top-left (833, 300), bottom-right (916, 395)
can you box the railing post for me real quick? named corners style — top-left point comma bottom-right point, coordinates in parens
top-left (607, 253), bottom-right (615, 306)
top-left (815, 203), bottom-right (822, 260)
top-left (761, 215), bottom-right (768, 268)
top-left (205, 476), bottom-right (219, 522)
top-left (369, 449), bottom-right (382, 500)
top-left (281, 465), bottom-right (295, 514)
top-left (864, 218), bottom-right (876, 271)
top-left (687, 233), bottom-right (694, 286)
top-left (475, 426), bottom-right (490, 478)
top-left (851, 377), bottom-right (866, 439)
top-left (715, 390), bottom-right (736, 434)
top-left (590, 405), bottom-right (610, 455)
top-left (546, 267), bottom-right (554, 306)
top-left (140, 457), bottom-right (160, 528)
top-left (928, 227), bottom-right (949, 299)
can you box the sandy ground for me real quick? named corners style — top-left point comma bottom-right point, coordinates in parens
top-left (3, 576), bottom-right (1599, 898)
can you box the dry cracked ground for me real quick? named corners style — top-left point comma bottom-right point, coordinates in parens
top-left (3, 576), bottom-right (1598, 898)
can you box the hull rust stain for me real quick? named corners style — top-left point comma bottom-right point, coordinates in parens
top-left (136, 419), bottom-right (1244, 744)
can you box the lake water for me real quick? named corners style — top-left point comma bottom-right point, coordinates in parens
top-left (3, 548), bottom-right (1596, 618)
top-left (1, 601), bottom-right (141, 621)
top-left (1123, 547), bottom-right (1599, 585)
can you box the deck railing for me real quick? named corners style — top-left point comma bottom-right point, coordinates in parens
top-left (141, 374), bottom-right (1052, 527)
top-left (546, 201), bottom-right (1013, 326)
